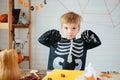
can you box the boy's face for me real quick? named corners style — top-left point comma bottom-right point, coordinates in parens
top-left (61, 23), bottom-right (80, 40)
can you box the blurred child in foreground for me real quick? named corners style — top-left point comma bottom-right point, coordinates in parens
top-left (0, 49), bottom-right (21, 80)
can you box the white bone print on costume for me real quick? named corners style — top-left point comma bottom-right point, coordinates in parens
top-left (75, 59), bottom-right (82, 70)
top-left (53, 57), bottom-right (64, 69)
top-left (67, 40), bottom-right (73, 63)
top-left (54, 39), bottom-right (84, 69)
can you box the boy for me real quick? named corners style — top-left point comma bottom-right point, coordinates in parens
top-left (38, 12), bottom-right (101, 70)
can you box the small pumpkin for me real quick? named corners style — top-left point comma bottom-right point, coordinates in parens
top-left (18, 53), bottom-right (23, 63)
top-left (0, 14), bottom-right (15, 23)
top-left (0, 14), bottom-right (8, 22)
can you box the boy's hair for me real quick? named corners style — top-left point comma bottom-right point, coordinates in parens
top-left (60, 12), bottom-right (82, 26)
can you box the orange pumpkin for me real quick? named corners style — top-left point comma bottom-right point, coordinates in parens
top-left (0, 14), bottom-right (15, 23)
top-left (18, 53), bottom-right (23, 63)
top-left (0, 14), bottom-right (8, 22)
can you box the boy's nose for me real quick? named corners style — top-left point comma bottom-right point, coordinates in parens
top-left (68, 29), bottom-right (72, 33)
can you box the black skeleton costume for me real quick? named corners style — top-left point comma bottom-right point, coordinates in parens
top-left (38, 29), bottom-right (101, 70)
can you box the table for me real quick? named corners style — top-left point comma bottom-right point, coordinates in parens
top-left (21, 69), bottom-right (120, 80)
top-left (21, 69), bottom-right (47, 79)
top-left (101, 71), bottom-right (120, 80)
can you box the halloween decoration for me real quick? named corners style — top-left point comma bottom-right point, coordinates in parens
top-left (12, 9), bottom-right (21, 24)
top-left (18, 12), bottom-right (28, 24)
top-left (0, 14), bottom-right (8, 22)
top-left (0, 14), bottom-right (15, 23)
top-left (18, 53), bottom-right (23, 63)
top-left (18, 0), bottom-right (46, 11)
top-left (13, 39), bottom-right (24, 63)
top-left (30, 6), bottom-right (34, 11)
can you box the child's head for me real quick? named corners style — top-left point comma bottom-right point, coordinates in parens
top-left (60, 12), bottom-right (82, 40)
top-left (0, 49), bottom-right (18, 67)
top-left (0, 49), bottom-right (21, 80)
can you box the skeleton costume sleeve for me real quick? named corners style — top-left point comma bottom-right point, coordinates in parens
top-left (81, 30), bottom-right (101, 49)
top-left (38, 29), bottom-right (61, 47)
top-left (38, 29), bottom-right (101, 70)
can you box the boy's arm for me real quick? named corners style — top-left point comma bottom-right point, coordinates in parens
top-left (38, 29), bottom-right (61, 47)
top-left (81, 30), bottom-right (101, 49)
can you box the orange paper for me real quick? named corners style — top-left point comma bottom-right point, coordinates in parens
top-left (84, 76), bottom-right (94, 80)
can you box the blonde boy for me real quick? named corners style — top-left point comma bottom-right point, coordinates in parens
top-left (38, 12), bottom-right (101, 70)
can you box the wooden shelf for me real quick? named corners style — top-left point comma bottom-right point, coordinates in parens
top-left (0, 0), bottom-right (31, 69)
top-left (0, 23), bottom-right (9, 29)
top-left (12, 24), bottom-right (29, 28)
top-left (0, 23), bottom-right (29, 29)
top-left (23, 56), bottom-right (30, 61)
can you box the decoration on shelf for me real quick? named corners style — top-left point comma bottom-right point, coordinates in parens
top-left (44, 0), bottom-right (47, 4)
top-left (18, 12), bottom-right (28, 24)
top-left (18, 53), bottom-right (23, 63)
top-left (12, 9), bottom-right (21, 24)
top-left (18, 0), bottom-right (47, 11)
top-left (0, 14), bottom-right (8, 22)
top-left (0, 14), bottom-right (15, 23)
top-left (13, 38), bottom-right (28, 63)
top-left (14, 39), bottom-right (23, 54)
top-left (13, 39), bottom-right (23, 63)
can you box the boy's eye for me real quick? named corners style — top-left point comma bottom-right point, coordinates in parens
top-left (64, 27), bottom-right (68, 29)
top-left (73, 27), bottom-right (76, 30)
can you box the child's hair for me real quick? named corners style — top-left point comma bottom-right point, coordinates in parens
top-left (0, 49), bottom-right (21, 80)
top-left (60, 12), bottom-right (82, 26)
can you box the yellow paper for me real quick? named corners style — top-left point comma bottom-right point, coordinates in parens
top-left (43, 69), bottom-right (84, 80)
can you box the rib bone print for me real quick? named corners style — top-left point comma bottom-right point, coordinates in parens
top-left (38, 29), bottom-right (101, 70)
top-left (54, 39), bottom-right (84, 70)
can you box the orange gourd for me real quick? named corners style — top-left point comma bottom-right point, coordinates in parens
top-left (0, 14), bottom-right (15, 23)
top-left (0, 14), bottom-right (8, 22)
top-left (18, 53), bottom-right (23, 63)
top-left (100, 73), bottom-right (112, 78)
